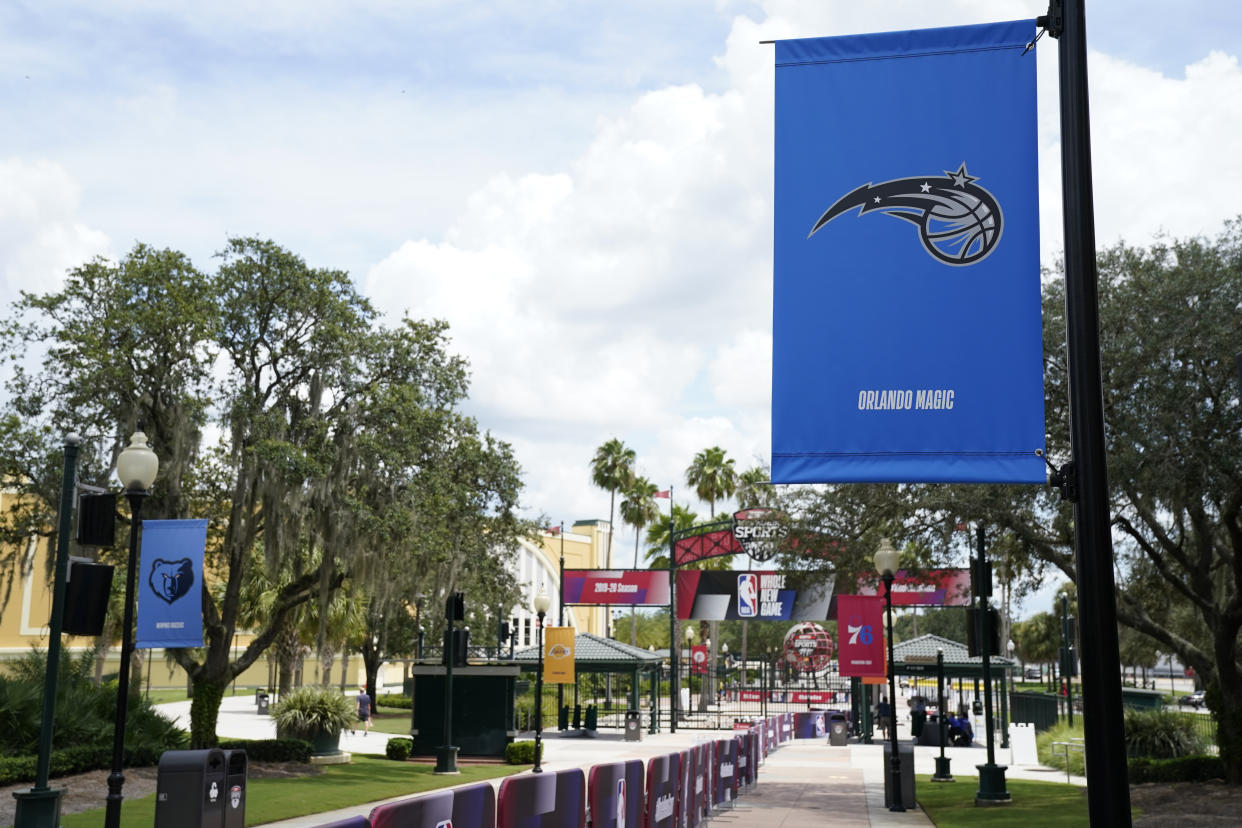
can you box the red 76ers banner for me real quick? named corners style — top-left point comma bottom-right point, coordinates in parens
top-left (836, 595), bottom-right (885, 677)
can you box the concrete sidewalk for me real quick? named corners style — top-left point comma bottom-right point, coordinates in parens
top-left (161, 698), bottom-right (1080, 826)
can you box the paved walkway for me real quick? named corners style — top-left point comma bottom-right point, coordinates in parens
top-left (160, 697), bottom-right (1083, 827)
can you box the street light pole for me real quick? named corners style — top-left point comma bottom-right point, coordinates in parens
top-left (14, 434), bottom-right (81, 828)
top-left (105, 430), bottom-right (159, 828)
top-left (875, 538), bottom-right (904, 813)
top-left (533, 586), bottom-right (551, 773)
top-left (932, 648), bottom-right (954, 782)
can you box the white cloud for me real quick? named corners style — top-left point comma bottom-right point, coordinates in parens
top-left (0, 159), bottom-right (111, 301)
top-left (3, 0), bottom-right (1240, 549)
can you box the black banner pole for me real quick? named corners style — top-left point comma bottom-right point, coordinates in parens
top-left (667, 486), bottom-right (677, 733)
top-left (1048, 0), bottom-right (1132, 823)
top-left (557, 522), bottom-right (565, 724)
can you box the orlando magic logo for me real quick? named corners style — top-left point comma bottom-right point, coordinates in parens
top-left (148, 558), bottom-right (195, 604)
top-left (808, 163), bottom-right (1002, 265)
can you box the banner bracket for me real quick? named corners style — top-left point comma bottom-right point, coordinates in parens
top-left (1038, 0), bottom-right (1065, 40)
top-left (1037, 449), bottom-right (1077, 502)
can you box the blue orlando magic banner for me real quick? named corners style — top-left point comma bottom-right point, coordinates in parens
top-left (771, 20), bottom-right (1046, 483)
top-left (135, 519), bottom-right (207, 649)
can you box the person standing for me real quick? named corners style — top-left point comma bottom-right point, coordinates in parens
top-left (355, 685), bottom-right (372, 736)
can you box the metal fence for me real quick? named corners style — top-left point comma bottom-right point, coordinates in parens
top-left (1164, 710), bottom-right (1218, 750)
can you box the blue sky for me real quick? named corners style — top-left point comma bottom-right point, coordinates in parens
top-left (4, 1), bottom-right (1240, 619)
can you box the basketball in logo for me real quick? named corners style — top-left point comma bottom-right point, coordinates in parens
top-left (782, 622), bottom-right (834, 673)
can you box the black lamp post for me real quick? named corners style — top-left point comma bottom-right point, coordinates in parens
top-left (435, 591), bottom-right (462, 774)
top-left (932, 647), bottom-right (954, 782)
top-left (105, 429), bottom-right (160, 828)
top-left (532, 585), bottom-right (552, 773)
top-left (13, 435), bottom-right (80, 828)
top-left (875, 537), bottom-right (904, 812)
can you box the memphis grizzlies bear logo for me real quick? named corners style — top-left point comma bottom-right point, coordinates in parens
top-left (149, 558), bottom-right (195, 604)
top-left (808, 163), bottom-right (1002, 266)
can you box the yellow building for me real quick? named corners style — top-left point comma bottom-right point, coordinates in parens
top-left (2, 503), bottom-right (618, 692)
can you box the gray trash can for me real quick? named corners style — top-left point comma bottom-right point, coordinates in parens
top-left (624, 710), bottom-right (642, 742)
top-left (255, 691), bottom-right (269, 715)
top-left (882, 742), bottom-right (916, 810)
top-left (828, 713), bottom-right (850, 746)
top-left (222, 749), bottom-right (247, 828)
top-left (154, 748), bottom-right (228, 828)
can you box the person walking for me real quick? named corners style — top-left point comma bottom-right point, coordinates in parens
top-left (355, 685), bottom-right (373, 736)
top-left (877, 695), bottom-right (892, 739)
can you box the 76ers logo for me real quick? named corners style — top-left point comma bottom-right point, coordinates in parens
top-left (809, 163), bottom-right (1002, 266)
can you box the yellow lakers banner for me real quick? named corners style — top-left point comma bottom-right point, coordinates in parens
top-left (544, 627), bottom-right (575, 684)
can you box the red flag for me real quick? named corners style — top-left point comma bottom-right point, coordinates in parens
top-left (654, 489), bottom-right (671, 499)
top-left (547, 525), bottom-right (561, 535)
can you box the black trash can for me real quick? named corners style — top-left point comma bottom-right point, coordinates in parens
top-left (624, 710), bottom-right (642, 742)
top-left (154, 748), bottom-right (228, 828)
top-left (221, 749), bottom-right (247, 828)
top-left (881, 742), bottom-right (916, 810)
top-left (827, 713), bottom-right (850, 746)
top-left (255, 691), bottom-right (269, 715)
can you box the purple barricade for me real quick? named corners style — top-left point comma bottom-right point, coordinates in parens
top-left (370, 781), bottom-right (496, 828)
top-left (678, 749), bottom-right (694, 828)
top-left (735, 733), bottom-right (751, 790)
top-left (645, 753), bottom-right (681, 828)
top-left (712, 739), bottom-right (737, 809)
top-left (689, 743), bottom-right (710, 826)
top-left (766, 717), bottom-right (778, 753)
top-left (781, 713), bottom-right (793, 742)
top-left (588, 759), bottom-right (644, 828)
top-left (498, 768), bottom-right (586, 828)
top-left (794, 711), bottom-right (827, 739)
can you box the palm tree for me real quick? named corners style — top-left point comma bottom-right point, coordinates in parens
top-left (685, 446), bottom-right (737, 518)
top-left (590, 438), bottom-right (636, 571)
top-left (620, 476), bottom-right (660, 644)
top-left (736, 465), bottom-right (772, 510)
top-left (685, 447), bottom-right (739, 710)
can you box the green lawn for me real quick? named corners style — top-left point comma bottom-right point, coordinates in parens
top-left (916, 775), bottom-right (1138, 826)
top-left (144, 687), bottom-right (256, 705)
top-left (369, 707), bottom-right (413, 735)
top-left (60, 755), bottom-right (523, 828)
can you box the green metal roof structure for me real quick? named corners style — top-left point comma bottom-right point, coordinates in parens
top-left (892, 633), bottom-right (1014, 679)
top-left (512, 632), bottom-right (662, 673)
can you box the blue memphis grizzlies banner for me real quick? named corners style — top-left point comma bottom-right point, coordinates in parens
top-left (135, 519), bottom-right (207, 649)
top-left (771, 20), bottom-right (1045, 484)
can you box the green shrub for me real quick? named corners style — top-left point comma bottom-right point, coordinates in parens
top-left (377, 693), bottom-right (412, 710)
top-left (0, 648), bottom-right (185, 762)
top-left (0, 743), bottom-right (166, 786)
top-left (218, 738), bottom-right (312, 763)
top-left (1036, 720), bottom-right (1087, 776)
top-left (1124, 708), bottom-right (1207, 758)
top-left (1128, 754), bottom-right (1225, 783)
top-left (271, 687), bottom-right (355, 740)
top-left (385, 738), bottom-right (413, 761)
top-left (505, 740), bottom-right (537, 764)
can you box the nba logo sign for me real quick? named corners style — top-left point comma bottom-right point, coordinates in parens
top-left (616, 778), bottom-right (626, 828)
top-left (436, 821), bottom-right (453, 828)
top-left (737, 574), bottom-right (758, 618)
